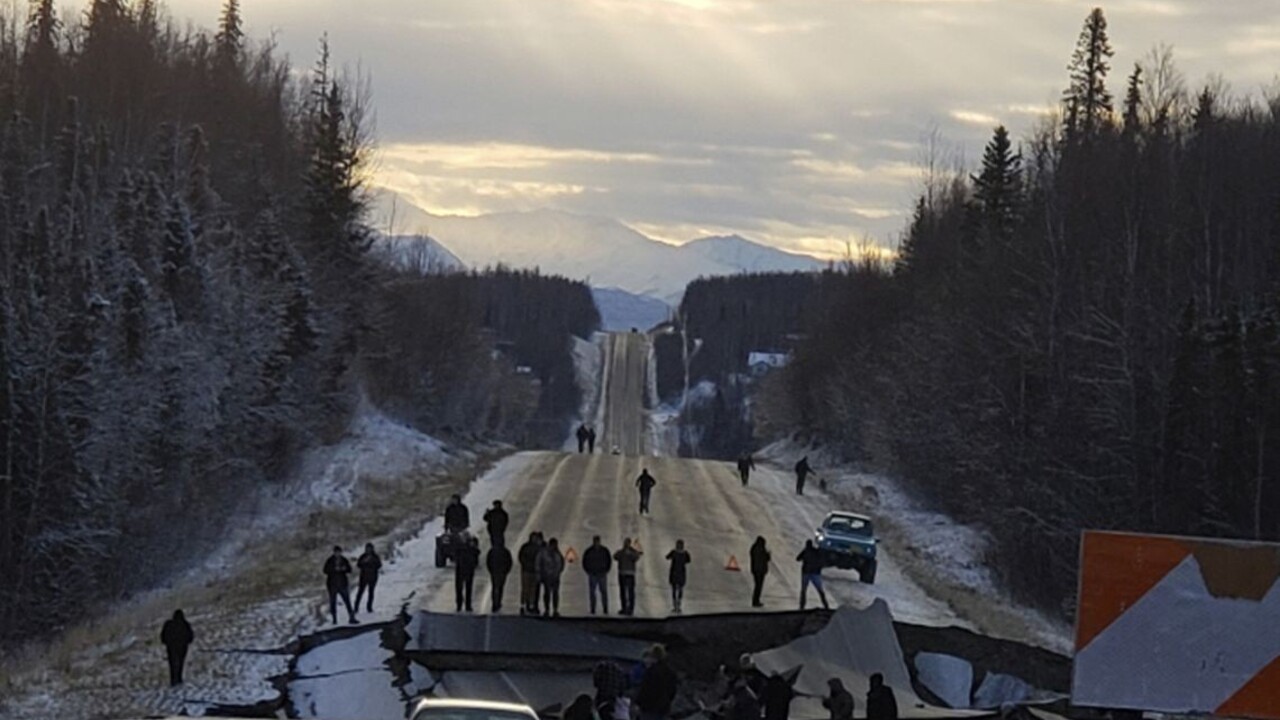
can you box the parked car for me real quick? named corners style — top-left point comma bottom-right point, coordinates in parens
top-left (813, 511), bottom-right (878, 583)
top-left (411, 698), bottom-right (541, 720)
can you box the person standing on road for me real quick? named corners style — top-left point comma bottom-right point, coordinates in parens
top-left (796, 540), bottom-right (830, 610)
top-left (323, 545), bottom-right (358, 625)
top-left (538, 537), bottom-right (566, 616)
top-left (487, 541), bottom-right (514, 613)
top-left (355, 543), bottom-right (382, 614)
top-left (736, 454), bottom-right (756, 486)
top-left (636, 468), bottom-right (657, 515)
top-left (518, 532), bottom-right (544, 615)
top-left (577, 424), bottom-right (590, 453)
top-left (455, 535), bottom-right (481, 612)
top-left (665, 540), bottom-right (691, 614)
top-left (483, 500), bottom-right (509, 547)
top-left (823, 678), bottom-right (854, 720)
top-left (588, 427), bottom-right (597, 454)
top-left (583, 535), bottom-right (613, 615)
top-left (794, 457), bottom-right (813, 495)
top-left (636, 644), bottom-right (679, 720)
top-left (614, 537), bottom-right (643, 616)
top-left (760, 672), bottom-right (796, 720)
top-left (445, 494), bottom-right (470, 533)
top-left (160, 609), bottom-right (194, 687)
top-left (866, 673), bottom-right (898, 720)
top-left (749, 536), bottom-right (770, 608)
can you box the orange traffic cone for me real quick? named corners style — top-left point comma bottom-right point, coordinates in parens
top-left (725, 555), bottom-right (741, 572)
top-left (565, 547), bottom-right (579, 564)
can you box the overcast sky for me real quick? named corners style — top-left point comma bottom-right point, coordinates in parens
top-left (160, 0), bottom-right (1280, 258)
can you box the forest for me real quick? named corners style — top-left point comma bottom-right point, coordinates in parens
top-left (760, 8), bottom-right (1280, 612)
top-left (0, 0), bottom-right (597, 644)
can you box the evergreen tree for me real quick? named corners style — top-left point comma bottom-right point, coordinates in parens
top-left (1063, 7), bottom-right (1114, 140)
top-left (214, 0), bottom-right (243, 73)
top-left (1122, 64), bottom-right (1143, 138)
top-left (971, 125), bottom-right (1022, 248)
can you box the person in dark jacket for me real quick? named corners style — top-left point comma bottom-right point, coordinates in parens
top-left (794, 457), bottom-right (813, 495)
top-left (323, 546), bottom-right (358, 624)
top-left (582, 535), bottom-right (613, 615)
top-left (487, 542), bottom-right (514, 613)
top-left (636, 644), bottom-right (679, 720)
top-left (796, 540), bottom-right (830, 610)
top-left (823, 678), bottom-right (854, 720)
top-left (760, 672), bottom-right (796, 720)
top-left (736, 454), bottom-right (756, 486)
top-left (518, 532), bottom-right (544, 615)
top-left (749, 536), bottom-right (770, 608)
top-left (537, 537), bottom-right (566, 616)
top-left (455, 535), bottom-right (481, 612)
top-left (665, 540), bottom-right (691, 614)
top-left (727, 681), bottom-right (760, 720)
top-left (483, 500), bottom-right (509, 547)
top-left (566, 693), bottom-right (598, 720)
top-left (587, 427), bottom-right (597, 453)
top-left (355, 543), bottom-right (382, 613)
top-left (593, 659), bottom-right (629, 714)
top-left (636, 469), bottom-right (657, 515)
top-left (614, 537), bottom-right (643, 616)
top-left (577, 424), bottom-right (590, 453)
top-left (866, 673), bottom-right (898, 720)
top-left (160, 609), bottom-right (194, 686)
top-left (444, 494), bottom-right (470, 533)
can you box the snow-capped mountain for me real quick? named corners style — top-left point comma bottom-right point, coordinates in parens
top-left (374, 234), bottom-right (466, 274)
top-left (682, 235), bottom-right (825, 273)
top-left (369, 190), bottom-right (826, 299)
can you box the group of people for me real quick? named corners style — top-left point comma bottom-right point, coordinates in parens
top-left (576, 424), bottom-right (599, 453)
top-left (569, 646), bottom-right (898, 720)
top-left (322, 543), bottom-right (385, 625)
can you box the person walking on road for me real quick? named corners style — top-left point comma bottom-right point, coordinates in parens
top-left (636, 468), bottom-right (657, 515)
top-left (518, 532), bottom-right (544, 615)
top-left (487, 541), bottom-right (514, 613)
top-left (455, 535), bottom-right (481, 612)
top-left (823, 679), bottom-right (854, 720)
top-left (665, 539), bottom-right (691, 614)
top-left (583, 535), bottom-right (613, 615)
top-left (577, 424), bottom-right (590, 453)
top-left (794, 457), bottom-right (813, 495)
top-left (160, 609), bottom-right (194, 687)
top-left (355, 543), bottom-right (382, 614)
top-left (483, 500), bottom-right (509, 548)
top-left (537, 537), bottom-right (566, 616)
top-left (636, 644), bottom-right (679, 720)
top-left (796, 540), bottom-right (830, 610)
top-left (761, 672), bottom-right (796, 720)
top-left (866, 673), bottom-right (898, 720)
top-left (588, 427), bottom-right (597, 454)
top-left (736, 454), bottom-right (756, 486)
top-left (445, 494), bottom-right (470, 533)
top-left (749, 536), bottom-right (770, 608)
top-left (614, 537), bottom-right (643, 616)
top-left (323, 545), bottom-right (358, 625)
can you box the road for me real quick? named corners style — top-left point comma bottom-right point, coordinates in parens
top-left (415, 332), bottom-right (960, 625)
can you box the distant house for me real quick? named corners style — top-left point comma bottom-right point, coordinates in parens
top-left (747, 352), bottom-right (790, 376)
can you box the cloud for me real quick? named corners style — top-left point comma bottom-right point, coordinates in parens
top-left (950, 109), bottom-right (1002, 126)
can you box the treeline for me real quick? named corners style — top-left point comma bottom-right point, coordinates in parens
top-left (765, 8), bottom-right (1280, 611)
top-left (659, 272), bottom-right (834, 457)
top-left (0, 0), bottom-right (377, 643)
top-left (365, 265), bottom-right (599, 447)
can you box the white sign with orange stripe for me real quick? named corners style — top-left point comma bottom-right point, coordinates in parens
top-left (1072, 530), bottom-right (1280, 719)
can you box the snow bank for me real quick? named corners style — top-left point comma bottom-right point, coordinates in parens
top-left (561, 333), bottom-right (605, 452)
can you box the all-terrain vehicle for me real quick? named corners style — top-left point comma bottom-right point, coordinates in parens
top-left (435, 529), bottom-right (470, 568)
top-left (814, 511), bottom-right (878, 584)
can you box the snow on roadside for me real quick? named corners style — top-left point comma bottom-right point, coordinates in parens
top-left (561, 333), bottom-right (606, 453)
top-left (0, 405), bottom-right (473, 720)
top-left (758, 440), bottom-right (1072, 655)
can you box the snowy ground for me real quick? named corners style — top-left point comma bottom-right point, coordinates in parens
top-left (560, 333), bottom-right (606, 453)
top-left (758, 440), bottom-right (1072, 654)
top-left (0, 404), bottom-right (491, 720)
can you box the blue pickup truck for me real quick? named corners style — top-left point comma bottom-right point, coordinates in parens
top-left (814, 511), bottom-right (878, 584)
